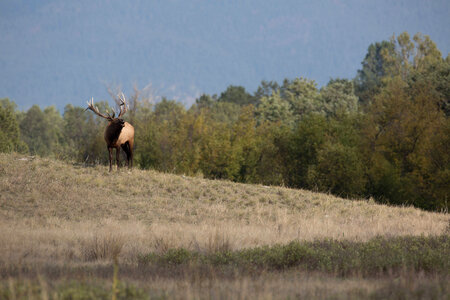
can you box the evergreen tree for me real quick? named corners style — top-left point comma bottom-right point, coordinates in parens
top-left (218, 85), bottom-right (256, 106)
top-left (354, 41), bottom-right (395, 106)
top-left (254, 80), bottom-right (280, 101)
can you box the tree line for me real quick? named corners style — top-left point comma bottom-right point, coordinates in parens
top-left (1, 32), bottom-right (448, 211)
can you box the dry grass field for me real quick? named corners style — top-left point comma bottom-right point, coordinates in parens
top-left (0, 152), bottom-right (449, 299)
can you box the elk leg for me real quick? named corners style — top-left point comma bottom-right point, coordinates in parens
top-left (121, 142), bottom-right (131, 168)
top-left (116, 147), bottom-right (121, 169)
top-left (129, 149), bottom-right (133, 169)
top-left (108, 147), bottom-right (113, 172)
top-left (129, 139), bottom-right (134, 169)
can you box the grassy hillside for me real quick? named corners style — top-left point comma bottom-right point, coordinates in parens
top-left (0, 153), bottom-right (449, 299)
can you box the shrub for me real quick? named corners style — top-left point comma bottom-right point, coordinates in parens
top-left (139, 235), bottom-right (450, 276)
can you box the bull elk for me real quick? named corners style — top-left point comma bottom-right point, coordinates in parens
top-left (85, 94), bottom-right (135, 171)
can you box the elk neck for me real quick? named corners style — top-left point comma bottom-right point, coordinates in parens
top-left (104, 118), bottom-right (125, 147)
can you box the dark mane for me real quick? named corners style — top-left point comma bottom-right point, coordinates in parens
top-left (105, 119), bottom-right (124, 145)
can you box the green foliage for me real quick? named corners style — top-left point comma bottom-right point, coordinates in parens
top-left (282, 77), bottom-right (321, 120)
top-left (139, 235), bottom-right (450, 276)
top-left (280, 112), bottom-right (366, 197)
top-left (43, 106), bottom-right (67, 159)
top-left (63, 104), bottom-right (100, 162)
top-left (363, 74), bottom-right (448, 210)
top-left (355, 40), bottom-right (395, 106)
top-left (20, 105), bottom-right (53, 156)
top-left (319, 79), bottom-right (358, 117)
top-left (135, 118), bottom-right (159, 170)
top-left (409, 51), bottom-right (450, 116)
top-left (148, 99), bottom-right (187, 172)
top-left (206, 101), bottom-right (241, 124)
top-left (279, 114), bottom-right (328, 187)
top-left (154, 98), bottom-right (185, 123)
top-left (251, 122), bottom-right (287, 185)
top-left (0, 99), bottom-right (27, 153)
top-left (307, 143), bottom-right (366, 197)
top-left (195, 93), bottom-right (214, 109)
top-left (7, 31), bottom-right (448, 211)
top-left (144, 248), bottom-right (194, 265)
top-left (218, 85), bottom-right (256, 106)
top-left (199, 121), bottom-right (238, 179)
top-left (19, 105), bottom-right (71, 158)
top-left (254, 80), bottom-right (280, 100)
top-left (256, 91), bottom-right (293, 125)
top-left (382, 32), bottom-right (443, 82)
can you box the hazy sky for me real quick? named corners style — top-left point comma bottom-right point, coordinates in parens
top-left (1, 0), bottom-right (449, 110)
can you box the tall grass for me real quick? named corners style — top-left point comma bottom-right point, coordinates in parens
top-left (2, 273), bottom-right (449, 300)
top-left (1, 153), bottom-right (449, 299)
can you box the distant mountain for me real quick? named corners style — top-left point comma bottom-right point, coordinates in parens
top-left (1, 0), bottom-right (449, 110)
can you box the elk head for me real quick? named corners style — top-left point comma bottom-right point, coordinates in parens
top-left (85, 93), bottom-right (135, 171)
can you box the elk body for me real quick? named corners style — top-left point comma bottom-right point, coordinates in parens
top-left (86, 94), bottom-right (134, 171)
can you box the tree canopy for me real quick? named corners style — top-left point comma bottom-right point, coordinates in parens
top-left (1, 32), bottom-right (448, 211)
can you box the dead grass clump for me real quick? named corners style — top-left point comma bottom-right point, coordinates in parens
top-left (206, 231), bottom-right (232, 253)
top-left (152, 237), bottom-right (171, 254)
top-left (82, 232), bottom-right (125, 262)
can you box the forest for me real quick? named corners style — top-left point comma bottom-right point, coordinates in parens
top-left (1, 32), bottom-right (449, 211)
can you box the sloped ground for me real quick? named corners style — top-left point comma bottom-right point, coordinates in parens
top-left (0, 153), bottom-right (449, 299)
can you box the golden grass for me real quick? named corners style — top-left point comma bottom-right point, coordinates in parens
top-left (0, 152), bottom-right (448, 267)
top-left (1, 153), bottom-right (449, 298)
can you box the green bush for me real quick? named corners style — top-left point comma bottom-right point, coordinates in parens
top-left (307, 143), bottom-right (367, 197)
top-left (139, 236), bottom-right (449, 276)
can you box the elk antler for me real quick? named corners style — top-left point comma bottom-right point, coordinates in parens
top-left (85, 97), bottom-right (114, 120)
top-left (117, 93), bottom-right (128, 118)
